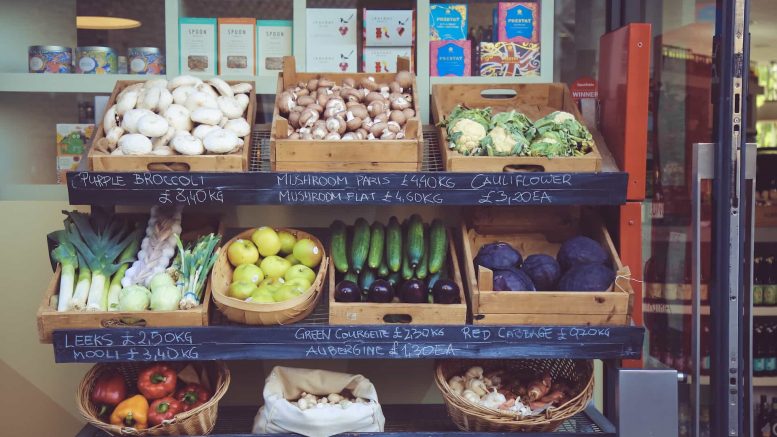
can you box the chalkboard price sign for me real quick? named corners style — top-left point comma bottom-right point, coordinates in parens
top-left (67, 171), bottom-right (628, 206)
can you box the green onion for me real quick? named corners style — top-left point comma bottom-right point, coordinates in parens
top-left (177, 233), bottom-right (221, 309)
top-left (49, 230), bottom-right (78, 312)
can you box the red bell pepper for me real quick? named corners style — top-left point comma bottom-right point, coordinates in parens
top-left (175, 383), bottom-right (211, 411)
top-left (90, 370), bottom-right (127, 417)
top-left (137, 364), bottom-right (177, 400)
top-left (147, 396), bottom-right (183, 426)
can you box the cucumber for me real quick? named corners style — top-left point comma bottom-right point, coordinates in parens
top-left (406, 214), bottom-right (424, 268)
top-left (359, 268), bottom-right (376, 292)
top-left (401, 229), bottom-right (415, 281)
top-left (330, 220), bottom-right (349, 273)
top-left (344, 271), bottom-right (358, 283)
top-left (428, 219), bottom-right (447, 274)
top-left (367, 221), bottom-right (385, 269)
top-left (386, 216), bottom-right (402, 272)
top-left (377, 256), bottom-right (390, 278)
top-left (350, 218), bottom-right (370, 273)
top-left (415, 228), bottom-right (429, 280)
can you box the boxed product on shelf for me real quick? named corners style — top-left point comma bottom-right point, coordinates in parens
top-left (479, 41), bottom-right (540, 77)
top-left (218, 18), bottom-right (256, 75)
top-left (497, 2), bottom-right (541, 44)
top-left (430, 40), bottom-right (471, 76)
top-left (257, 20), bottom-right (292, 76)
top-left (305, 8), bottom-right (357, 72)
top-left (431, 82), bottom-right (602, 172)
top-left (362, 47), bottom-right (413, 73)
top-left (37, 213), bottom-right (222, 343)
top-left (87, 78), bottom-right (256, 172)
top-left (460, 207), bottom-right (633, 325)
top-left (179, 17), bottom-right (218, 75)
top-left (363, 9), bottom-right (414, 47)
top-left (56, 123), bottom-right (93, 183)
top-left (328, 223), bottom-right (467, 325)
top-left (429, 4), bottom-right (468, 40)
top-left (270, 56), bottom-right (423, 172)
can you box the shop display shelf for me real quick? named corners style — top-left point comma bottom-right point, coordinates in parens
top-left (684, 376), bottom-right (777, 387)
top-left (644, 301), bottom-right (777, 317)
top-left (66, 126), bottom-right (629, 206)
top-left (74, 404), bottom-right (615, 437)
top-left (0, 73), bottom-right (151, 93)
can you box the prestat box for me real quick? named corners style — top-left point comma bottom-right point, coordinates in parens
top-left (479, 41), bottom-right (540, 77)
top-left (429, 4), bottom-right (468, 41)
top-left (497, 2), bottom-right (540, 44)
top-left (430, 40), bottom-right (471, 76)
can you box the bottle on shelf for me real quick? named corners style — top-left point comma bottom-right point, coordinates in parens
top-left (700, 318), bottom-right (711, 376)
top-left (766, 257), bottom-right (777, 307)
top-left (755, 256), bottom-right (765, 306)
top-left (767, 324), bottom-right (777, 377)
top-left (770, 396), bottom-right (777, 437)
top-left (759, 395), bottom-right (771, 437)
top-left (755, 323), bottom-right (765, 377)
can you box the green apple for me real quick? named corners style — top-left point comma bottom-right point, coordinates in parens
top-left (260, 255), bottom-right (292, 279)
top-left (284, 277), bottom-right (312, 290)
top-left (233, 263), bottom-right (264, 285)
top-left (285, 253), bottom-right (300, 265)
top-left (227, 239), bottom-right (259, 267)
top-left (251, 226), bottom-right (282, 257)
top-left (278, 231), bottom-right (297, 255)
top-left (249, 288), bottom-right (275, 303)
top-left (229, 281), bottom-right (256, 300)
top-left (284, 264), bottom-right (316, 284)
top-left (256, 278), bottom-right (284, 294)
top-left (254, 255), bottom-right (264, 267)
top-left (272, 284), bottom-right (306, 302)
top-left (293, 238), bottom-right (323, 268)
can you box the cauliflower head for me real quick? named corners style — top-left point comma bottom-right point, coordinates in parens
top-left (481, 125), bottom-right (529, 156)
top-left (439, 105), bottom-right (491, 156)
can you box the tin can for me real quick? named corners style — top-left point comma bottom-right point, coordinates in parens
top-left (118, 56), bottom-right (128, 74)
top-left (28, 46), bottom-right (72, 73)
top-left (128, 47), bottom-right (165, 75)
top-left (76, 46), bottom-right (118, 74)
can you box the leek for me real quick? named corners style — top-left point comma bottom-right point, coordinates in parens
top-left (107, 236), bottom-right (142, 311)
top-left (49, 230), bottom-right (78, 312)
top-left (177, 233), bottom-right (221, 309)
top-left (70, 254), bottom-right (91, 310)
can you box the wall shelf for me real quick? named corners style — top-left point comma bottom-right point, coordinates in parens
top-left (0, 73), bottom-right (150, 93)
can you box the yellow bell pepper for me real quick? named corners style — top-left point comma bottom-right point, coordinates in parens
top-left (109, 394), bottom-right (149, 430)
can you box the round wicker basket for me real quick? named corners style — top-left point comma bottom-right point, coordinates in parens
top-left (77, 361), bottom-right (230, 436)
top-left (434, 359), bottom-right (593, 433)
top-left (210, 228), bottom-right (327, 325)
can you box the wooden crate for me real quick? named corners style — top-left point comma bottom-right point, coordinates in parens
top-left (461, 207), bottom-right (633, 325)
top-left (431, 83), bottom-right (603, 172)
top-left (329, 229), bottom-right (467, 325)
top-left (88, 80), bottom-right (256, 172)
top-left (270, 56), bottom-right (423, 171)
top-left (37, 214), bottom-right (221, 343)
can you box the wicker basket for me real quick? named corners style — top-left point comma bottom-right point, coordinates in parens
top-left (434, 359), bottom-right (593, 433)
top-left (77, 361), bottom-right (230, 436)
top-left (210, 228), bottom-right (328, 325)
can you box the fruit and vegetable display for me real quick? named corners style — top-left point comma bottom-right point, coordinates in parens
top-left (49, 207), bottom-right (219, 312)
top-left (93, 75), bottom-right (253, 156)
top-left (224, 227), bottom-right (324, 304)
top-left (331, 215), bottom-right (460, 304)
top-left (446, 365), bottom-right (575, 416)
top-left (474, 236), bottom-right (614, 292)
top-left (439, 105), bottom-right (594, 157)
top-left (89, 363), bottom-right (212, 430)
top-left (291, 391), bottom-right (374, 411)
top-left (276, 71), bottom-right (416, 141)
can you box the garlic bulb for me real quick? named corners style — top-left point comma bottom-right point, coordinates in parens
top-left (297, 398), bottom-right (314, 410)
top-left (465, 366), bottom-right (484, 380)
top-left (466, 378), bottom-right (488, 397)
top-left (327, 393), bottom-right (344, 403)
top-left (448, 376), bottom-right (466, 395)
top-left (461, 389), bottom-right (481, 403)
top-left (480, 388), bottom-right (507, 410)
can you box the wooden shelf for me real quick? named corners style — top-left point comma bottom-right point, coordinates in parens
top-left (644, 302), bottom-right (777, 317)
top-left (695, 376), bottom-right (777, 387)
top-left (74, 404), bottom-right (615, 437)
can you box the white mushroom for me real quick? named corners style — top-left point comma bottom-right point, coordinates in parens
top-left (116, 90), bottom-right (139, 116)
top-left (171, 134), bottom-right (205, 155)
top-left (152, 127), bottom-right (176, 149)
top-left (172, 86), bottom-right (195, 105)
top-left (151, 146), bottom-right (174, 156)
top-left (218, 116), bottom-right (228, 127)
top-left (191, 107), bottom-right (223, 125)
top-left (224, 118), bottom-right (250, 137)
top-left (117, 83), bottom-right (144, 101)
top-left (103, 105), bottom-right (118, 130)
top-left (235, 93), bottom-right (250, 111)
top-left (185, 91), bottom-right (218, 112)
top-left (203, 128), bottom-right (241, 154)
top-left (231, 83), bottom-right (253, 94)
top-left (110, 148), bottom-right (124, 156)
top-left (118, 133), bottom-right (152, 155)
top-left (196, 82), bottom-right (219, 98)
top-left (217, 96), bottom-right (244, 119)
top-left (192, 124), bottom-right (220, 140)
top-left (168, 75), bottom-right (203, 90)
top-left (121, 108), bottom-right (154, 133)
top-left (143, 78), bottom-right (168, 89)
top-left (137, 113), bottom-right (169, 137)
top-left (163, 104), bottom-right (193, 131)
top-left (137, 86), bottom-right (161, 111)
top-left (156, 88), bottom-right (173, 113)
top-left (105, 126), bottom-right (124, 146)
top-left (207, 77), bottom-right (234, 97)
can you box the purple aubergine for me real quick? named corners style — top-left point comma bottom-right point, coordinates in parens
top-left (367, 279), bottom-right (395, 303)
top-left (334, 280), bottom-right (362, 302)
top-left (399, 279), bottom-right (428, 303)
top-left (432, 279), bottom-right (461, 304)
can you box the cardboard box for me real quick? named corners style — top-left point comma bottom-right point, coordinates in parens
top-left (179, 17), bottom-right (217, 74)
top-left (363, 9), bottom-right (414, 47)
top-left (429, 4), bottom-right (468, 41)
top-left (257, 20), bottom-right (292, 75)
top-left (56, 124), bottom-right (93, 183)
top-left (479, 41), bottom-right (540, 77)
top-left (430, 40), bottom-right (471, 76)
top-left (497, 2), bottom-right (540, 43)
top-left (362, 47), bottom-right (412, 73)
top-left (218, 18), bottom-right (256, 75)
top-left (306, 9), bottom-right (357, 72)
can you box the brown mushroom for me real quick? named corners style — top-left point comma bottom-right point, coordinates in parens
top-left (390, 110), bottom-right (406, 125)
top-left (311, 120), bottom-right (328, 139)
top-left (296, 88), bottom-right (309, 97)
top-left (307, 79), bottom-right (319, 91)
top-left (389, 81), bottom-right (403, 93)
top-left (299, 108), bottom-right (320, 127)
top-left (326, 98), bottom-right (346, 113)
top-left (361, 118), bottom-right (374, 130)
top-left (390, 96), bottom-right (412, 110)
top-left (288, 132), bottom-right (301, 140)
top-left (365, 91), bottom-right (385, 104)
top-left (318, 78), bottom-right (335, 88)
top-left (380, 131), bottom-right (397, 140)
top-left (373, 112), bottom-right (389, 124)
top-left (326, 116), bottom-right (347, 135)
top-left (342, 132), bottom-right (357, 140)
top-left (346, 115), bottom-right (362, 131)
top-left (324, 131), bottom-right (341, 140)
top-left (367, 100), bottom-right (386, 118)
top-left (370, 122), bottom-right (388, 137)
top-left (386, 121), bottom-right (402, 133)
top-left (300, 131), bottom-right (313, 140)
top-left (402, 108), bottom-right (416, 119)
top-left (395, 71), bottom-right (413, 89)
top-left (297, 95), bottom-right (315, 107)
top-left (348, 105), bottom-right (369, 119)
top-left (343, 77), bottom-right (356, 88)
top-left (317, 92), bottom-right (329, 107)
top-left (360, 77), bottom-right (379, 91)
top-left (288, 111), bottom-right (302, 128)
top-left (355, 128), bottom-right (369, 139)
top-left (307, 103), bottom-right (324, 113)
top-left (278, 91), bottom-right (296, 114)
